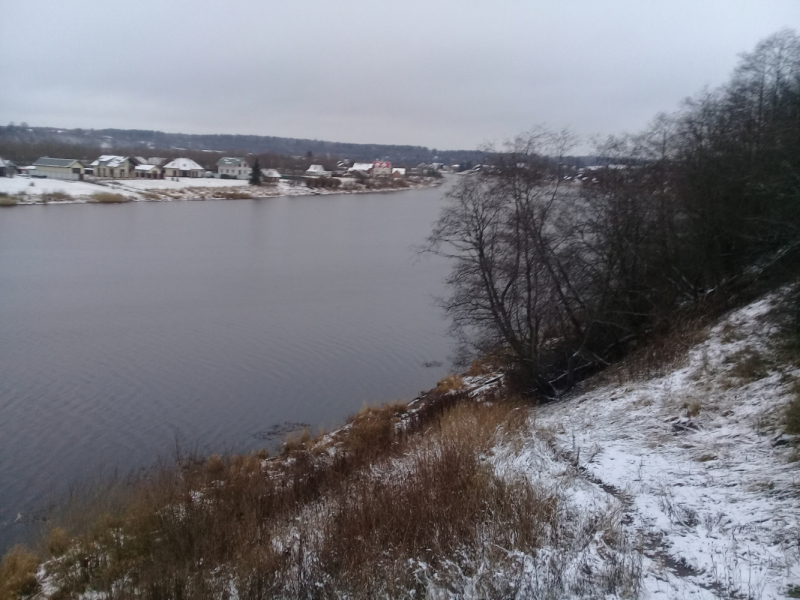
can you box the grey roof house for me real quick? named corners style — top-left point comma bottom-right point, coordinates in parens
top-left (32, 157), bottom-right (85, 181)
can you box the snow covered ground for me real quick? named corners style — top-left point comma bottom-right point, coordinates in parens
top-left (0, 176), bottom-right (113, 199)
top-left (109, 177), bottom-right (250, 190)
top-left (515, 293), bottom-right (800, 598)
top-left (0, 176), bottom-right (441, 203)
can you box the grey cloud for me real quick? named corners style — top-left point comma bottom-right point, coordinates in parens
top-left (2, 0), bottom-right (799, 151)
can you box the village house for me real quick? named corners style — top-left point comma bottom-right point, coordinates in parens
top-left (347, 162), bottom-right (374, 176)
top-left (0, 157), bottom-right (16, 177)
top-left (134, 164), bottom-right (163, 179)
top-left (217, 157), bottom-right (250, 179)
top-left (372, 161), bottom-right (392, 176)
top-left (163, 158), bottom-right (205, 178)
top-left (304, 164), bottom-right (331, 178)
top-left (260, 168), bottom-right (281, 183)
top-left (391, 167), bottom-right (406, 178)
top-left (90, 155), bottom-right (140, 179)
top-left (32, 157), bottom-right (85, 180)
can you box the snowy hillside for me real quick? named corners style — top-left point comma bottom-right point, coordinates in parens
top-left (504, 291), bottom-right (800, 598)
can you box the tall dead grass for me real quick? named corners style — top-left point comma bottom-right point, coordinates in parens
top-left (16, 390), bottom-right (641, 598)
top-left (215, 190), bottom-right (254, 199)
top-left (22, 395), bottom-right (549, 598)
top-left (88, 192), bottom-right (131, 204)
top-left (0, 546), bottom-right (39, 600)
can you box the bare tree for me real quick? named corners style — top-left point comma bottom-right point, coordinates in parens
top-left (426, 128), bottom-right (593, 395)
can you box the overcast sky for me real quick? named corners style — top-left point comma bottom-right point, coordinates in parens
top-left (2, 1), bottom-right (799, 152)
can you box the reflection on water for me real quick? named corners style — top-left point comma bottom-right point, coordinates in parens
top-left (0, 184), bottom-right (454, 549)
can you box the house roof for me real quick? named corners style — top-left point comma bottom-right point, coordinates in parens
top-left (217, 157), bottom-right (247, 166)
top-left (90, 155), bottom-right (135, 168)
top-left (392, 168), bottom-right (406, 175)
top-left (349, 162), bottom-right (373, 171)
top-left (261, 169), bottom-right (281, 178)
top-left (33, 157), bottom-right (82, 168)
top-left (306, 164), bottom-right (326, 173)
top-left (0, 157), bottom-right (15, 168)
top-left (163, 158), bottom-right (204, 171)
top-left (135, 164), bottom-right (159, 171)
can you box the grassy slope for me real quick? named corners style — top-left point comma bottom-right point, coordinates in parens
top-left (3, 289), bottom-right (800, 599)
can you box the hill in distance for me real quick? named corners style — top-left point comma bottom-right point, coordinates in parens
top-left (0, 124), bottom-right (488, 166)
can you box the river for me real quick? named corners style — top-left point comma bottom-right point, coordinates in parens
top-left (0, 181), bottom-right (455, 550)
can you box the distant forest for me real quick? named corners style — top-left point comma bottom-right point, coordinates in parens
top-left (0, 125), bottom-right (491, 167)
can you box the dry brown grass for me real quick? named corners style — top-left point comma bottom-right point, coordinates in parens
top-left (436, 373), bottom-right (465, 393)
top-left (23, 366), bottom-right (643, 599)
top-left (727, 346), bottom-right (769, 382)
top-left (0, 195), bottom-right (18, 207)
top-left (682, 400), bottom-right (702, 417)
top-left (465, 353), bottom-right (507, 376)
top-left (45, 527), bottom-right (70, 557)
top-left (88, 192), bottom-right (131, 204)
top-left (0, 546), bottom-right (40, 600)
top-left (593, 317), bottom-right (709, 388)
top-left (215, 190), bottom-right (254, 199)
top-left (30, 394), bottom-right (567, 598)
top-left (40, 191), bottom-right (71, 202)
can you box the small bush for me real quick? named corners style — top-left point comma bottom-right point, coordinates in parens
top-left (465, 353), bottom-right (507, 376)
top-left (46, 527), bottom-right (70, 557)
top-left (342, 403), bottom-right (406, 458)
top-left (283, 427), bottom-right (312, 453)
top-left (436, 374), bottom-right (465, 393)
top-left (0, 196), bottom-right (17, 207)
top-left (682, 400), bottom-right (702, 417)
top-left (728, 347), bottom-right (769, 381)
top-left (41, 191), bottom-right (71, 203)
top-left (89, 192), bottom-right (130, 204)
top-left (216, 190), bottom-right (254, 199)
top-left (0, 546), bottom-right (40, 600)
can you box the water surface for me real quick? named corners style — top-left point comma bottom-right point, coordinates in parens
top-left (0, 183), bottom-right (454, 549)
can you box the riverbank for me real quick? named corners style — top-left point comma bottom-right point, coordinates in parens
top-left (5, 287), bottom-right (798, 598)
top-left (0, 175), bottom-right (443, 205)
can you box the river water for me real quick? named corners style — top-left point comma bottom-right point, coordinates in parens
top-left (0, 182), bottom-right (455, 550)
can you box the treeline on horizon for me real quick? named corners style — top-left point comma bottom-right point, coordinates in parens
top-left (428, 29), bottom-right (800, 396)
top-left (0, 125), bottom-right (489, 169)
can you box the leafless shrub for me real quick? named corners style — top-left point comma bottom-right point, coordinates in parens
top-left (88, 192), bottom-right (130, 204)
top-left (436, 374), bottom-right (465, 393)
top-left (40, 191), bottom-right (71, 202)
top-left (682, 400), bottom-right (702, 417)
top-left (727, 346), bottom-right (769, 381)
top-left (215, 190), bottom-right (254, 199)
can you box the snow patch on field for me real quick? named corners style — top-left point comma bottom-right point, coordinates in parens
top-left (0, 176), bottom-right (115, 199)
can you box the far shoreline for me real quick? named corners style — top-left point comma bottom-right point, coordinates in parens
top-left (0, 175), bottom-right (447, 207)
